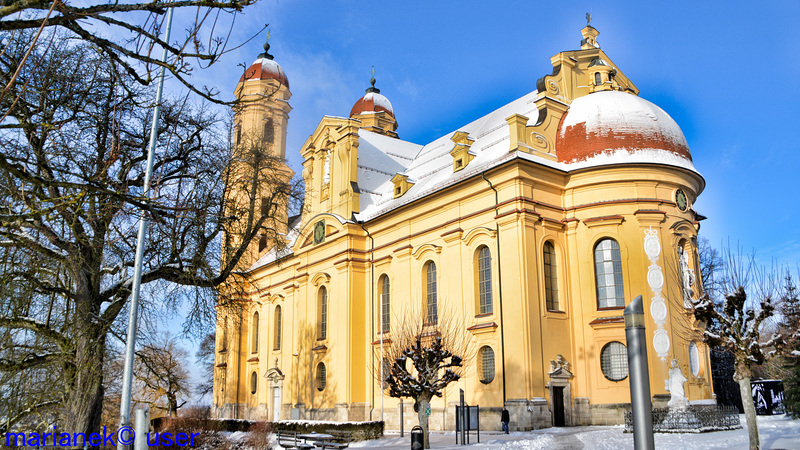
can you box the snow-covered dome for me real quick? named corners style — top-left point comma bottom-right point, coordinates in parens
top-left (350, 77), bottom-right (394, 118)
top-left (239, 42), bottom-right (289, 88)
top-left (556, 90), bottom-right (691, 165)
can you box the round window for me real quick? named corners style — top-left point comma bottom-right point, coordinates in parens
top-left (689, 341), bottom-right (700, 377)
top-left (479, 346), bottom-right (495, 384)
top-left (601, 341), bottom-right (629, 381)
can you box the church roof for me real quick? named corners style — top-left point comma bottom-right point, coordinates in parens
top-left (353, 89), bottom-right (700, 222)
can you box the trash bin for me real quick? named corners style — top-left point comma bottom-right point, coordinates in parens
top-left (411, 425), bottom-right (424, 450)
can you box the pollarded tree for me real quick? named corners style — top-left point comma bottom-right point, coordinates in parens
top-left (0, 31), bottom-right (296, 435)
top-left (380, 309), bottom-right (471, 450)
top-left (692, 246), bottom-right (785, 450)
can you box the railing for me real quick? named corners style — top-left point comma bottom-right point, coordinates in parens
top-left (624, 406), bottom-right (741, 433)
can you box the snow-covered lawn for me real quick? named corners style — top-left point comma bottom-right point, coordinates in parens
top-left (338, 415), bottom-right (800, 449)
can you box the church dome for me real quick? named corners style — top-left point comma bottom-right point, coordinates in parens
top-left (350, 77), bottom-right (394, 118)
top-left (239, 41), bottom-right (289, 88)
top-left (556, 90), bottom-right (691, 165)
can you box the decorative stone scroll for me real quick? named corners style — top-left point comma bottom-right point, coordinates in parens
top-left (644, 226), bottom-right (670, 360)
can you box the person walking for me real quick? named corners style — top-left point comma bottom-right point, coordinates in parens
top-left (501, 408), bottom-right (510, 434)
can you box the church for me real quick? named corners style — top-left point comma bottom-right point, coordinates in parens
top-left (212, 23), bottom-right (715, 430)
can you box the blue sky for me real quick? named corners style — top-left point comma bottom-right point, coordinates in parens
top-left (198, 0), bottom-right (800, 268)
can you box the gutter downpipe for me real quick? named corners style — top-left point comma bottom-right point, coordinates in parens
top-left (360, 221), bottom-right (377, 421)
top-left (481, 172), bottom-right (507, 404)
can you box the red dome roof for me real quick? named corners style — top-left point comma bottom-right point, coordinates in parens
top-left (350, 91), bottom-right (394, 118)
top-left (239, 57), bottom-right (289, 88)
top-left (557, 91), bottom-right (691, 165)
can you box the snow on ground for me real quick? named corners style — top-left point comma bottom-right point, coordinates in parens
top-left (336, 415), bottom-right (800, 450)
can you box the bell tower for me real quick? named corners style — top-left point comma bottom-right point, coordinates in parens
top-left (227, 34), bottom-right (294, 269)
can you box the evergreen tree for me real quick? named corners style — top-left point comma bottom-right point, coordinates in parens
top-left (780, 274), bottom-right (800, 417)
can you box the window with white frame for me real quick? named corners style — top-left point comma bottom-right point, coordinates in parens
top-left (594, 239), bottom-right (625, 308)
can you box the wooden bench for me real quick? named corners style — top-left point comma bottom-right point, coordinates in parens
top-left (318, 430), bottom-right (351, 449)
top-left (276, 430), bottom-right (315, 449)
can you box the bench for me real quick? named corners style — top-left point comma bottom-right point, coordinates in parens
top-left (276, 430), bottom-right (315, 449)
top-left (318, 430), bottom-right (351, 449)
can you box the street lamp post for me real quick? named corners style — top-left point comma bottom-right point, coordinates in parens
top-left (624, 295), bottom-right (654, 450)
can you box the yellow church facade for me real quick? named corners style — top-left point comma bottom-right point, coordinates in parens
top-left (213, 26), bottom-right (715, 430)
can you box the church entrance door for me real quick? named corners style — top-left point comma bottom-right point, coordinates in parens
top-left (272, 387), bottom-right (281, 421)
top-left (553, 386), bottom-right (565, 426)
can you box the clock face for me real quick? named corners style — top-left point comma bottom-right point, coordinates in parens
top-left (313, 220), bottom-right (325, 245)
top-left (676, 189), bottom-right (688, 212)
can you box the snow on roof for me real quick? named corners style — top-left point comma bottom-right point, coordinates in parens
top-left (354, 88), bottom-right (701, 222)
top-left (248, 215), bottom-right (303, 271)
top-left (355, 91), bottom-right (541, 221)
top-left (356, 130), bottom-right (422, 211)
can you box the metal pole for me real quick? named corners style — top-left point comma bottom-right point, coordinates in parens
top-left (400, 399), bottom-right (403, 437)
top-left (118, 8), bottom-right (174, 450)
top-left (624, 295), bottom-right (655, 450)
top-left (379, 292), bottom-right (383, 423)
top-left (133, 407), bottom-right (150, 450)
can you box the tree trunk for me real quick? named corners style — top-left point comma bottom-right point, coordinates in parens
top-left (168, 394), bottom-right (179, 418)
top-left (62, 309), bottom-right (107, 435)
top-left (416, 396), bottom-right (432, 449)
top-left (738, 376), bottom-right (760, 450)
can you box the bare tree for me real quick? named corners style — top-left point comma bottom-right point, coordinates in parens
top-left (0, 31), bottom-right (296, 435)
top-left (698, 237), bottom-right (724, 299)
top-left (692, 245), bottom-right (785, 450)
top-left (0, 0), bottom-right (263, 105)
top-left (378, 307), bottom-right (472, 450)
top-left (133, 332), bottom-right (192, 418)
top-left (195, 331), bottom-right (215, 399)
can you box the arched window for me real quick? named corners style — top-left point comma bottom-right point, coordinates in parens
top-left (594, 72), bottom-right (602, 85)
top-left (594, 239), bottom-right (625, 308)
top-left (316, 363), bottom-right (327, 391)
top-left (235, 125), bottom-right (241, 146)
top-left (477, 246), bottom-right (493, 314)
top-left (689, 341), bottom-right (700, 377)
top-left (263, 118), bottom-right (274, 144)
top-left (379, 275), bottom-right (390, 333)
top-left (220, 317), bottom-right (228, 352)
top-left (250, 371), bottom-right (258, 394)
top-left (273, 305), bottom-right (282, 351)
top-left (600, 341), bottom-right (629, 381)
top-left (317, 286), bottom-right (328, 339)
top-left (478, 346), bottom-right (495, 384)
top-left (543, 241), bottom-right (560, 311)
top-left (425, 262), bottom-right (438, 324)
top-left (251, 312), bottom-right (259, 354)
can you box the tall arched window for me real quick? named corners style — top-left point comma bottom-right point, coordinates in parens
top-left (317, 286), bottom-right (328, 339)
top-left (477, 246), bottom-right (493, 314)
top-left (594, 239), bottom-right (625, 308)
top-left (316, 363), bottom-right (327, 391)
top-left (263, 118), bottom-right (274, 144)
top-left (543, 241), bottom-right (560, 311)
top-left (220, 317), bottom-right (228, 351)
top-left (273, 305), bottom-right (282, 351)
top-left (425, 262), bottom-right (438, 324)
top-left (379, 275), bottom-right (390, 333)
top-left (478, 346), bottom-right (495, 384)
top-left (251, 312), bottom-right (259, 354)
